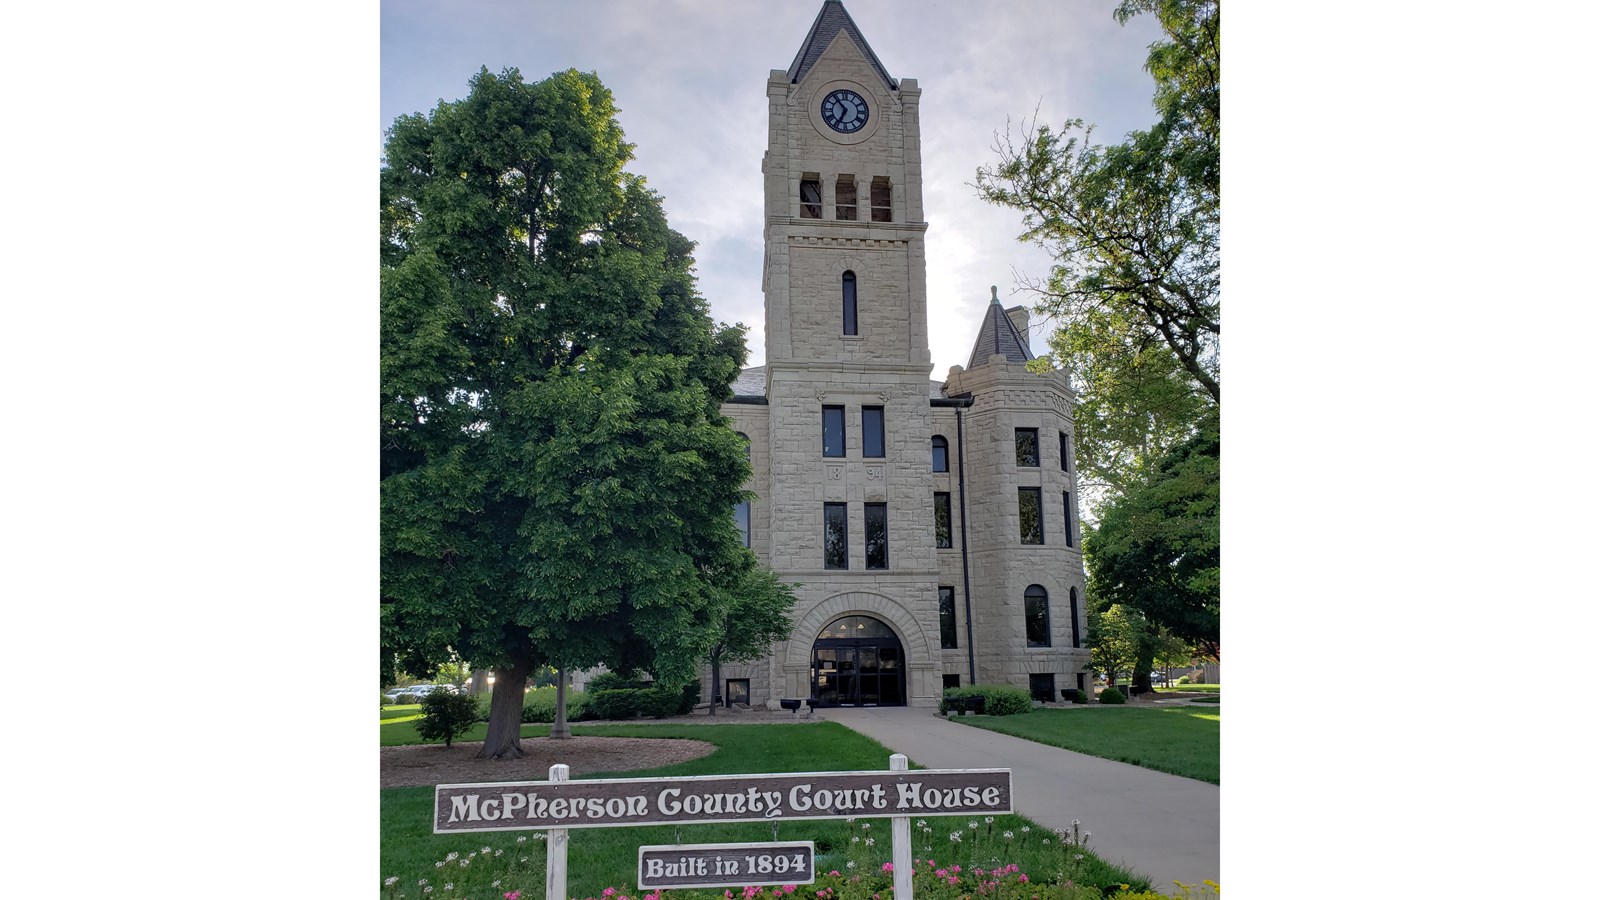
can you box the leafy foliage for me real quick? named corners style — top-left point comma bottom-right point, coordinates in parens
top-left (414, 689), bottom-right (481, 748)
top-left (1088, 417), bottom-right (1219, 659)
top-left (977, 0), bottom-right (1220, 511)
top-left (939, 684), bottom-right (1034, 717)
top-left (1098, 686), bottom-right (1127, 705)
top-left (705, 565), bottom-right (797, 714)
top-left (380, 67), bottom-right (759, 756)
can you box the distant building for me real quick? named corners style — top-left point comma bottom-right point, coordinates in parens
top-left (713, 0), bottom-right (1090, 709)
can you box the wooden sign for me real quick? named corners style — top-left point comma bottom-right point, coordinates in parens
top-left (637, 841), bottom-right (816, 890)
top-left (434, 767), bottom-right (1011, 833)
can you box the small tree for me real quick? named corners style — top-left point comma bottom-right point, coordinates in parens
top-left (705, 566), bottom-right (797, 715)
top-left (415, 689), bottom-right (481, 749)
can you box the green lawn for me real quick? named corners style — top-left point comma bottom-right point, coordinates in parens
top-left (1152, 683), bottom-right (1219, 693)
top-left (381, 722), bottom-right (1147, 898)
top-left (953, 707), bottom-right (1219, 784)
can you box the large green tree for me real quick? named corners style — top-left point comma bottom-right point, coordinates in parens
top-left (977, 0), bottom-right (1220, 504)
top-left (380, 68), bottom-right (753, 759)
top-left (1086, 415), bottom-right (1220, 690)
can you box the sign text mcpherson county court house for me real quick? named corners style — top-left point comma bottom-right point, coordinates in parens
top-left (434, 769), bottom-right (1012, 833)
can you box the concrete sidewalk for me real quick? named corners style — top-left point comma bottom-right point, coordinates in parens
top-left (816, 706), bottom-right (1219, 893)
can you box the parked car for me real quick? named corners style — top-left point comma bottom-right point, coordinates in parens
top-left (395, 684), bottom-right (438, 703)
top-left (382, 687), bottom-right (408, 703)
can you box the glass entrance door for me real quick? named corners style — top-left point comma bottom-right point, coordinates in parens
top-left (809, 616), bottom-right (905, 706)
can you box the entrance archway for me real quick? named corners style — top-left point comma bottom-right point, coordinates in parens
top-left (810, 615), bottom-right (905, 706)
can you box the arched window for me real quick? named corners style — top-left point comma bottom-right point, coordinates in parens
top-left (736, 431), bottom-right (751, 461)
top-left (842, 271), bottom-right (858, 335)
top-left (931, 435), bottom-right (948, 472)
top-left (1024, 585), bottom-right (1050, 648)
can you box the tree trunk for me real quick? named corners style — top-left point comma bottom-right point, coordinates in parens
top-left (477, 656), bottom-right (532, 760)
top-left (1132, 645), bottom-right (1155, 695)
top-left (708, 648), bottom-right (721, 716)
top-left (550, 667), bottom-right (571, 739)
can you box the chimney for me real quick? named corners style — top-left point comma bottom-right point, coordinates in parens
top-left (1005, 305), bottom-right (1031, 355)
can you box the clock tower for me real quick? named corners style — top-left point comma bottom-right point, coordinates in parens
top-left (759, 0), bottom-right (943, 706)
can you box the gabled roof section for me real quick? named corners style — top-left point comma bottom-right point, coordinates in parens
top-left (966, 287), bottom-right (1035, 370)
top-left (786, 0), bottom-right (897, 91)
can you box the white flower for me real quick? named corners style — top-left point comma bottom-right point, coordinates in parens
top-left (386, 877), bottom-right (400, 886)
top-left (865, 838), bottom-right (875, 847)
top-left (435, 862), bottom-right (445, 869)
top-left (446, 852), bottom-right (460, 862)
top-left (845, 817), bottom-right (856, 824)
top-left (517, 836), bottom-right (528, 844)
top-left (847, 861), bottom-right (857, 870)
top-left (481, 846), bottom-right (491, 854)
top-left (1072, 819), bottom-right (1081, 827)
top-left (1003, 831), bottom-right (1014, 840)
top-left (492, 881), bottom-right (502, 888)
top-left (419, 880), bottom-right (430, 887)
top-left (861, 823), bottom-right (871, 830)
top-left (495, 850), bottom-right (503, 857)
top-left (852, 836), bottom-right (860, 844)
top-left (967, 821), bottom-right (978, 830)
top-left (950, 832), bottom-right (963, 842)
top-left (984, 816), bottom-right (994, 824)
top-left (1074, 854), bottom-right (1084, 861)
top-left (1043, 838), bottom-right (1052, 845)
top-left (1021, 826), bottom-right (1031, 833)
top-left (916, 819), bottom-right (926, 827)
top-left (444, 885), bottom-right (454, 891)
top-left (424, 889), bottom-right (433, 895)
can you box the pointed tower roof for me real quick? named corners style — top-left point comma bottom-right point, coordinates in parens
top-left (966, 286), bottom-right (1035, 370)
top-left (786, 0), bottom-right (897, 91)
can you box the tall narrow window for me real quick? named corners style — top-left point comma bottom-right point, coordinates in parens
top-left (1015, 428), bottom-right (1039, 467)
top-left (864, 502), bottom-right (888, 569)
top-left (1025, 584), bottom-right (1051, 647)
top-left (1063, 491), bottom-right (1074, 548)
top-left (931, 435), bottom-right (948, 472)
top-left (1069, 587), bottom-right (1081, 648)
top-left (734, 501), bottom-right (750, 548)
top-left (822, 405), bottom-right (845, 457)
top-left (862, 405), bottom-right (884, 458)
top-left (842, 271), bottom-right (858, 335)
top-left (870, 176), bottom-right (892, 222)
top-left (835, 176), bottom-right (857, 220)
top-left (737, 431), bottom-right (751, 461)
top-left (800, 176), bottom-right (821, 218)
top-left (939, 586), bottom-right (958, 649)
top-left (934, 492), bottom-right (952, 548)
top-left (1059, 430), bottom-right (1070, 470)
top-left (823, 503), bottom-right (848, 569)
top-left (1018, 487), bottom-right (1042, 544)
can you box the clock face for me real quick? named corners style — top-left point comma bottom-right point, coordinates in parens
top-left (821, 89), bottom-right (869, 134)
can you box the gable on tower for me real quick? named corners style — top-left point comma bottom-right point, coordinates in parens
top-left (786, 0), bottom-right (897, 90)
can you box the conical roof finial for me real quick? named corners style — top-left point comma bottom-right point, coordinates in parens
top-left (990, 285), bottom-right (999, 305)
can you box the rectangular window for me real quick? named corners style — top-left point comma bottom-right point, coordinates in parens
top-left (822, 405), bottom-right (845, 457)
top-left (1029, 673), bottom-right (1056, 703)
top-left (835, 176), bottom-right (857, 220)
top-left (939, 586), bottom-right (958, 649)
top-left (1018, 487), bottom-right (1042, 544)
top-left (734, 500), bottom-right (750, 548)
top-left (1063, 491), bottom-right (1074, 548)
top-left (934, 492), bottom-right (952, 548)
top-left (1025, 588), bottom-right (1050, 647)
top-left (862, 406), bottom-right (885, 458)
top-left (800, 176), bottom-right (821, 218)
top-left (942, 673), bottom-right (961, 690)
top-left (1070, 587), bottom-right (1081, 648)
top-left (870, 176), bottom-right (891, 222)
top-left (864, 502), bottom-right (888, 569)
top-left (725, 678), bottom-right (750, 707)
top-left (1015, 428), bottom-right (1039, 467)
top-left (1059, 430), bottom-right (1070, 470)
top-left (823, 502), bottom-right (848, 569)
top-left (932, 436), bottom-right (948, 472)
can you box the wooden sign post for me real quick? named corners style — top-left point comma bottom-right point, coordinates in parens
top-left (433, 757), bottom-right (1012, 900)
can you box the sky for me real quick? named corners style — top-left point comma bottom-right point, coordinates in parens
top-left (380, 0), bottom-right (1165, 377)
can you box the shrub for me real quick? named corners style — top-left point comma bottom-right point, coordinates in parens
top-left (586, 689), bottom-right (646, 720)
top-left (1068, 688), bottom-right (1090, 704)
top-left (414, 689), bottom-right (480, 748)
top-left (1175, 674), bottom-right (1191, 685)
top-left (1099, 686), bottom-right (1126, 704)
top-left (940, 684), bottom-right (1032, 716)
top-left (587, 670), bottom-right (646, 692)
top-left (521, 688), bottom-right (592, 723)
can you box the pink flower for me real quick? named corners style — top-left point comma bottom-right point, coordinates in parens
top-left (1018, 875), bottom-right (1029, 884)
top-left (951, 866), bottom-right (962, 874)
top-left (505, 893), bottom-right (521, 900)
top-left (881, 863), bottom-right (894, 873)
top-left (947, 877), bottom-right (959, 886)
top-left (604, 890), bottom-right (617, 898)
top-left (935, 870), bottom-right (947, 878)
top-left (782, 886), bottom-right (797, 894)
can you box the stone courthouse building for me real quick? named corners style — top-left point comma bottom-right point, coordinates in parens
top-left (712, 0), bottom-right (1091, 709)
